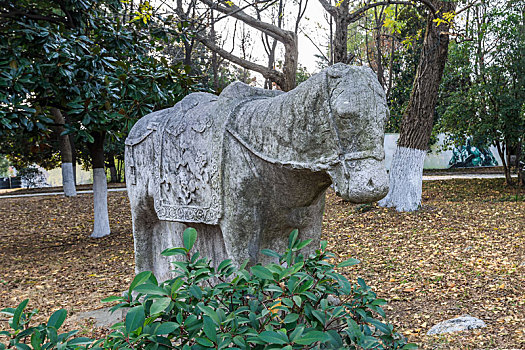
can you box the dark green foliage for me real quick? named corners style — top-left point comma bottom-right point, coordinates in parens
top-left (0, 301), bottom-right (91, 350)
top-left (384, 6), bottom-right (426, 134)
top-left (1, 229), bottom-right (415, 349)
top-left (436, 1), bottom-right (524, 178)
top-left (0, 0), bottom-right (201, 168)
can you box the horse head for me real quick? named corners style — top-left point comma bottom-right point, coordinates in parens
top-left (323, 63), bottom-right (389, 203)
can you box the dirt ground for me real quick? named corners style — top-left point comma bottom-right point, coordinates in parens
top-left (0, 178), bottom-right (523, 349)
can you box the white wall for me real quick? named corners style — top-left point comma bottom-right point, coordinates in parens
top-left (47, 164), bottom-right (93, 186)
top-left (384, 133), bottom-right (502, 170)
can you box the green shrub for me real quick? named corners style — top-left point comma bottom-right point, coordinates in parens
top-left (1, 229), bottom-right (416, 350)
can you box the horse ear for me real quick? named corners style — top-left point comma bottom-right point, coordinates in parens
top-left (326, 63), bottom-right (348, 78)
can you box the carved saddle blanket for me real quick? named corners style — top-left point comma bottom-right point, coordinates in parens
top-left (125, 84), bottom-right (283, 225)
top-left (126, 93), bottom-right (224, 224)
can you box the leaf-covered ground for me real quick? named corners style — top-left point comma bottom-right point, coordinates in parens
top-left (0, 179), bottom-right (523, 349)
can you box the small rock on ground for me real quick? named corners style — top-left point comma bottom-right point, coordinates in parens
top-left (71, 307), bottom-right (128, 328)
top-left (427, 315), bottom-right (486, 335)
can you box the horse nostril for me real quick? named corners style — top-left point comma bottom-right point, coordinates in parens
top-left (367, 179), bottom-right (374, 187)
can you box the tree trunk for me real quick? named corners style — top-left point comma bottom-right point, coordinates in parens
top-left (107, 152), bottom-right (118, 183)
top-left (495, 140), bottom-right (513, 185)
top-left (516, 140), bottom-right (524, 187)
top-left (50, 107), bottom-right (77, 197)
top-left (379, 1), bottom-right (456, 211)
top-left (69, 134), bottom-right (77, 185)
top-left (88, 131), bottom-right (110, 238)
top-left (282, 37), bottom-right (298, 91)
top-left (63, 111), bottom-right (77, 185)
top-left (333, 2), bottom-right (350, 64)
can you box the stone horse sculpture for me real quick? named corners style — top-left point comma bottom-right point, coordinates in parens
top-left (125, 63), bottom-right (389, 281)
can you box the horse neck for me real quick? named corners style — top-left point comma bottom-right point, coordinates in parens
top-left (228, 76), bottom-right (340, 171)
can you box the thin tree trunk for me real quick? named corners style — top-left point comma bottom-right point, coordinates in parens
top-left (330, 0), bottom-right (350, 64)
top-left (88, 131), bottom-right (111, 238)
top-left (108, 153), bottom-right (118, 183)
top-left (63, 111), bottom-right (77, 185)
top-left (379, 1), bottom-right (456, 211)
top-left (282, 38), bottom-right (298, 91)
top-left (50, 107), bottom-right (76, 197)
top-left (516, 140), bottom-right (524, 187)
top-left (495, 140), bottom-right (513, 185)
top-left (116, 158), bottom-right (124, 183)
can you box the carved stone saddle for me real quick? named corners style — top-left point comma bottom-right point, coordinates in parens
top-left (126, 92), bottom-right (223, 224)
top-left (125, 84), bottom-right (283, 225)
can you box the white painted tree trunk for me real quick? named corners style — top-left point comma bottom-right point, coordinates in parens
top-left (91, 168), bottom-right (110, 238)
top-left (378, 146), bottom-right (427, 212)
top-left (62, 162), bottom-right (77, 197)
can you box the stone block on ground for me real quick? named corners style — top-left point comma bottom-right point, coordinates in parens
top-left (427, 315), bottom-right (486, 335)
top-left (72, 307), bottom-right (128, 328)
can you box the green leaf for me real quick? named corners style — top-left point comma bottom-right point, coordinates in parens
top-left (14, 344), bottom-right (30, 350)
top-left (0, 308), bottom-right (15, 316)
top-left (125, 305), bottom-right (145, 333)
top-left (257, 330), bottom-right (288, 345)
top-left (250, 265), bottom-right (274, 280)
top-left (155, 322), bottom-right (179, 335)
top-left (311, 309), bottom-right (326, 325)
top-left (195, 337), bottom-right (214, 347)
top-left (261, 249), bottom-right (281, 259)
top-left (346, 319), bottom-right (362, 338)
top-left (183, 227), bottom-right (197, 250)
top-left (217, 259), bottom-right (233, 272)
top-left (368, 319), bottom-right (392, 335)
top-left (283, 313), bottom-right (299, 324)
top-left (189, 285), bottom-right (202, 299)
top-left (202, 316), bottom-right (217, 343)
top-left (161, 247), bottom-right (188, 257)
top-left (67, 337), bottom-right (92, 346)
top-left (12, 299), bottom-right (28, 330)
top-left (47, 309), bottom-right (67, 329)
top-left (289, 326), bottom-right (304, 341)
top-left (337, 258), bottom-right (360, 268)
top-left (402, 344), bottom-right (419, 349)
top-left (326, 330), bottom-right (343, 348)
top-left (294, 239), bottom-right (312, 250)
top-left (128, 271), bottom-right (152, 293)
top-left (30, 330), bottom-right (42, 350)
top-left (133, 284), bottom-right (168, 296)
top-left (292, 295), bottom-right (302, 307)
top-left (360, 335), bottom-right (379, 348)
top-left (101, 296), bottom-right (125, 303)
top-left (171, 278), bottom-right (184, 296)
top-left (294, 331), bottom-right (331, 345)
top-left (288, 229), bottom-right (299, 249)
top-left (197, 303), bottom-right (220, 325)
top-left (150, 297), bottom-right (171, 314)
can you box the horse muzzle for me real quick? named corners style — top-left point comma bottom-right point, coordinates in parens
top-left (328, 157), bottom-right (389, 203)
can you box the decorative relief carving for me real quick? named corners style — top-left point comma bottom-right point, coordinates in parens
top-left (152, 99), bottom-right (222, 224)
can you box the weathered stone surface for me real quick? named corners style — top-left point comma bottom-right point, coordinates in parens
top-left (72, 307), bottom-right (128, 328)
top-left (427, 315), bottom-right (487, 335)
top-left (125, 63), bottom-right (390, 281)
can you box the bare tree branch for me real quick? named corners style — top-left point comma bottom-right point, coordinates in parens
top-left (348, 1), bottom-right (426, 22)
top-left (0, 6), bottom-right (71, 27)
top-left (299, 28), bottom-right (330, 63)
top-left (318, 0), bottom-right (336, 16)
top-left (200, 0), bottom-right (295, 43)
top-left (198, 33), bottom-right (285, 85)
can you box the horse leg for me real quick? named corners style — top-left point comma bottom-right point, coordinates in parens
top-left (291, 191), bottom-right (326, 256)
top-left (128, 188), bottom-right (157, 276)
top-left (220, 137), bottom-right (265, 268)
top-left (127, 171), bottom-right (183, 281)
